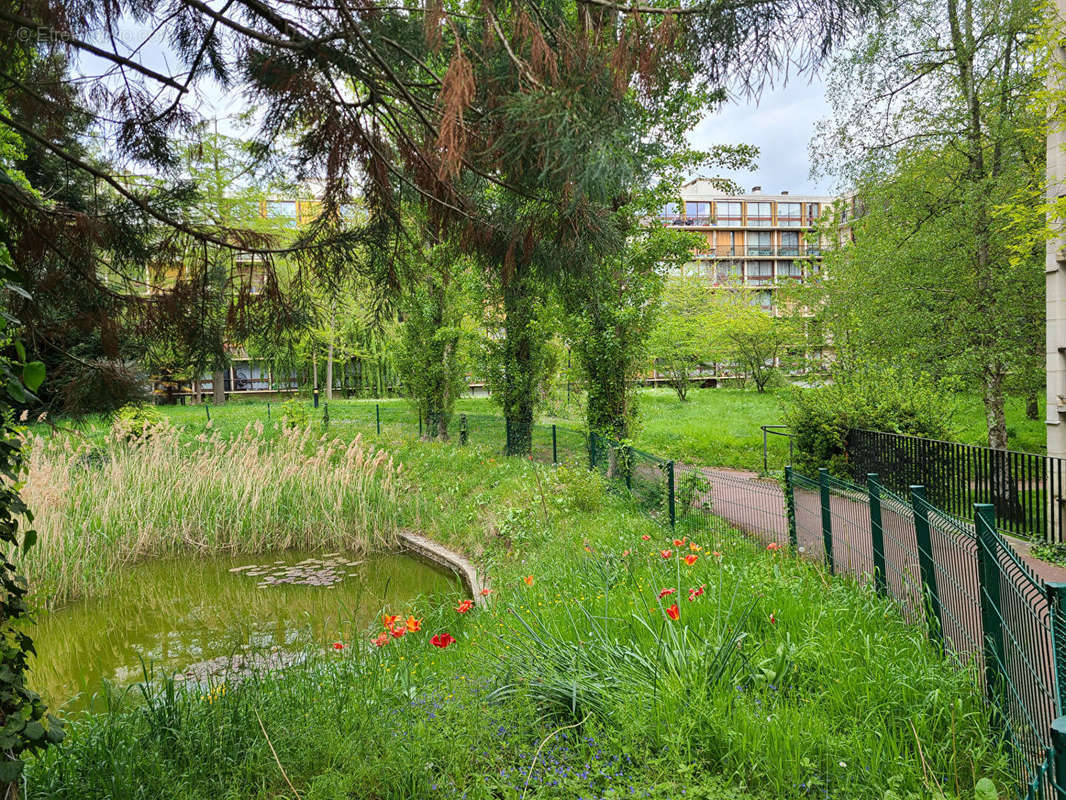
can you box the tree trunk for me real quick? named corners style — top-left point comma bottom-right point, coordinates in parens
top-left (1026, 392), bottom-right (1039, 421)
top-left (212, 370), bottom-right (225, 404)
top-left (984, 368), bottom-right (1008, 450)
top-left (326, 341), bottom-right (334, 402)
top-left (502, 265), bottom-right (537, 457)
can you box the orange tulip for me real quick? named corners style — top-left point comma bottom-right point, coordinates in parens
top-left (673, 537), bottom-right (686, 547)
top-left (523, 575), bottom-right (534, 586)
top-left (660, 549), bottom-right (672, 559)
top-left (766, 542), bottom-right (781, 552)
top-left (382, 613), bottom-right (399, 628)
top-left (684, 554), bottom-right (698, 566)
top-left (641, 534), bottom-right (651, 541)
top-left (406, 616), bottom-right (422, 633)
top-left (480, 588), bottom-right (492, 596)
top-left (456, 600), bottom-right (474, 614)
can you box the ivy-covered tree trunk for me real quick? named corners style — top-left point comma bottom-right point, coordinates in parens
top-left (502, 265), bottom-right (538, 456)
top-left (582, 328), bottom-right (630, 441)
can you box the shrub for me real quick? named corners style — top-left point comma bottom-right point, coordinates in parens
top-left (554, 464), bottom-right (605, 513)
top-left (784, 367), bottom-right (955, 477)
top-left (280, 398), bottom-right (310, 429)
top-left (110, 403), bottom-right (163, 440)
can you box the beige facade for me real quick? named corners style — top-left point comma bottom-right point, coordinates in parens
top-left (661, 179), bottom-right (836, 312)
top-left (1049, 1), bottom-right (1066, 459)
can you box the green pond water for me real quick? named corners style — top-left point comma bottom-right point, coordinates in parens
top-left (29, 550), bottom-right (456, 712)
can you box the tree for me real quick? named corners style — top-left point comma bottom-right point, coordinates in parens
top-left (647, 277), bottom-right (718, 401)
top-left (711, 292), bottom-right (795, 392)
top-left (810, 0), bottom-right (1044, 449)
top-left (395, 228), bottom-right (472, 439)
top-left (565, 224), bottom-right (697, 437)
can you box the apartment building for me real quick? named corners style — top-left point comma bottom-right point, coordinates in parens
top-left (660, 179), bottom-right (836, 312)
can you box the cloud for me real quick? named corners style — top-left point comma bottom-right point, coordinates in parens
top-left (687, 78), bottom-right (833, 195)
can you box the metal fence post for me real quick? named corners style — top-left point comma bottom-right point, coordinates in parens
top-left (1052, 717), bottom-right (1066, 800)
top-left (867, 474), bottom-right (887, 597)
top-left (1048, 582), bottom-right (1066, 798)
top-left (418, 412), bottom-right (422, 438)
top-left (376, 403), bottom-right (381, 435)
top-left (784, 466), bottom-right (798, 550)
top-left (910, 485), bottom-right (942, 652)
top-left (459, 414), bottom-right (468, 446)
top-left (667, 460), bottom-right (676, 528)
top-left (313, 388), bottom-right (319, 408)
top-left (267, 402), bottom-right (271, 421)
top-left (818, 468), bottom-right (834, 575)
top-left (975, 503), bottom-right (1005, 706)
top-left (552, 425), bottom-right (558, 464)
top-left (205, 403), bottom-right (211, 422)
top-left (589, 432), bottom-right (598, 470)
top-left (763, 427), bottom-right (769, 474)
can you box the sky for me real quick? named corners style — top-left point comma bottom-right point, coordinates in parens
top-left (687, 78), bottom-right (835, 197)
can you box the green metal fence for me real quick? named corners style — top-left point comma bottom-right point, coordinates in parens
top-left (787, 467), bottom-right (1066, 800)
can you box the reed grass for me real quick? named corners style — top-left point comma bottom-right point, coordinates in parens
top-left (21, 420), bottom-right (404, 607)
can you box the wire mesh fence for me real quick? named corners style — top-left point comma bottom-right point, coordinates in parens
top-left (787, 467), bottom-right (1066, 800)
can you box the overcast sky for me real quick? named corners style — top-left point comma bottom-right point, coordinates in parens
top-left (687, 78), bottom-right (835, 197)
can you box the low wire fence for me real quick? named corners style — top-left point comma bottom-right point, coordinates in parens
top-left (787, 466), bottom-right (1066, 800)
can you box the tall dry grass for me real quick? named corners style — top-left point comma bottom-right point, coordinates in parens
top-left (21, 420), bottom-right (405, 607)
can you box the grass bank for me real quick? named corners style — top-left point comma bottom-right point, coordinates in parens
top-left (22, 420), bottom-right (403, 607)
top-left (26, 430), bottom-right (1011, 800)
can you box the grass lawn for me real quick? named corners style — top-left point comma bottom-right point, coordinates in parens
top-left (36, 384), bottom-right (1048, 478)
top-left (26, 423), bottom-right (1010, 799)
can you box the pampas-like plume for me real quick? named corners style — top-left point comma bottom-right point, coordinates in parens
top-left (20, 421), bottom-right (405, 607)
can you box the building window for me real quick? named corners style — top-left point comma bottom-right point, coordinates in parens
top-left (748, 231), bottom-right (772, 256)
top-left (746, 260), bottom-right (773, 285)
top-left (717, 201), bottom-right (742, 225)
top-left (805, 202), bottom-right (820, 223)
top-left (778, 202), bottom-right (801, 226)
top-left (780, 231), bottom-right (800, 256)
top-left (749, 290), bottom-right (773, 311)
top-left (267, 200), bottom-right (296, 218)
top-left (779, 260), bottom-right (802, 279)
top-left (660, 203), bottom-right (681, 225)
top-left (747, 202), bottom-right (771, 226)
top-left (685, 201), bottom-right (711, 225)
top-left (714, 261), bottom-right (741, 284)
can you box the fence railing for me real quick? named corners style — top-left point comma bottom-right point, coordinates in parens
top-left (846, 428), bottom-right (1066, 543)
top-left (787, 466), bottom-right (1066, 800)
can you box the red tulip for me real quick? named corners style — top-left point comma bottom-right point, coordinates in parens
top-left (673, 537), bottom-right (686, 547)
top-left (372, 632), bottom-right (388, 647)
top-left (658, 588), bottom-right (676, 598)
top-left (769, 613), bottom-right (777, 625)
top-left (480, 588), bottom-right (492, 596)
top-left (766, 542), bottom-right (781, 552)
top-left (456, 600), bottom-right (474, 614)
top-left (431, 633), bottom-right (456, 649)
top-left (688, 585), bottom-right (705, 601)
top-left (641, 535), bottom-right (651, 541)
top-left (332, 641), bottom-right (344, 651)
top-left (660, 549), bottom-right (672, 559)
top-left (391, 626), bottom-right (406, 639)
top-left (665, 603), bottom-right (680, 621)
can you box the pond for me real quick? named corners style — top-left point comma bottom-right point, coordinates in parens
top-left (28, 550), bottom-right (456, 712)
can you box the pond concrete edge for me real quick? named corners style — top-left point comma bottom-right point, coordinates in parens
top-left (397, 530), bottom-right (488, 604)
